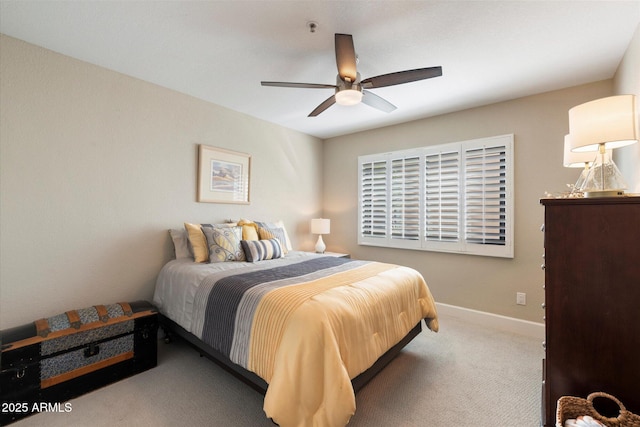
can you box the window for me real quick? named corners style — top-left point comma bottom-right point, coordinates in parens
top-left (358, 134), bottom-right (514, 258)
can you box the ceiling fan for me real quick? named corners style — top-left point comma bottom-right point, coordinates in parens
top-left (261, 33), bottom-right (442, 117)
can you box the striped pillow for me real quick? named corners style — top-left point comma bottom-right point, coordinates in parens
top-left (257, 227), bottom-right (289, 254)
top-left (241, 239), bottom-right (283, 262)
top-left (255, 221), bottom-right (292, 251)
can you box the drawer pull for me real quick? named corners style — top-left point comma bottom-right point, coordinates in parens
top-left (84, 343), bottom-right (100, 358)
top-left (16, 368), bottom-right (25, 379)
top-left (541, 264), bottom-right (545, 270)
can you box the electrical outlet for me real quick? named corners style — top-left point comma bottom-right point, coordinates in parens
top-left (516, 292), bottom-right (527, 306)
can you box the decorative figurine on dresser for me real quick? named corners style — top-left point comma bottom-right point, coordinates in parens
top-left (0, 301), bottom-right (158, 425)
top-left (540, 197), bottom-right (640, 427)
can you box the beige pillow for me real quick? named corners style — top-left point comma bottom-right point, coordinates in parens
top-left (184, 223), bottom-right (209, 263)
top-left (169, 228), bottom-right (192, 259)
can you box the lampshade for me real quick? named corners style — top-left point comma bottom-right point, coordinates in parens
top-left (567, 95), bottom-right (638, 197)
top-left (311, 218), bottom-right (330, 235)
top-left (563, 136), bottom-right (596, 168)
top-left (569, 94), bottom-right (638, 153)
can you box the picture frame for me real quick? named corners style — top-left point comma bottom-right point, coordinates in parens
top-left (197, 144), bottom-right (251, 204)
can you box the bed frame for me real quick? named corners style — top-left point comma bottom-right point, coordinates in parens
top-left (159, 314), bottom-right (423, 395)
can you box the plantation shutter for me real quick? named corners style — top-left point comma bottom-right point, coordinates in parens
top-left (464, 144), bottom-right (507, 246)
top-left (424, 150), bottom-right (460, 242)
top-left (358, 134), bottom-right (512, 258)
top-left (391, 156), bottom-right (421, 240)
top-left (360, 159), bottom-right (388, 238)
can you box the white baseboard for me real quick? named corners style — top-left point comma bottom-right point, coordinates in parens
top-left (435, 302), bottom-right (545, 340)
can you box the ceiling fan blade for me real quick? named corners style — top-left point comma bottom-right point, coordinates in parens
top-left (335, 34), bottom-right (357, 82)
top-left (362, 90), bottom-right (397, 113)
top-left (361, 66), bottom-right (443, 88)
top-left (308, 95), bottom-right (336, 117)
top-left (261, 81), bottom-right (337, 89)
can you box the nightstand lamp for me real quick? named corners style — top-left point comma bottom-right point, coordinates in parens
top-left (568, 94), bottom-right (638, 197)
top-left (311, 218), bottom-right (330, 253)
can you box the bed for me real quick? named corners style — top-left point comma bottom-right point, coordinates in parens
top-left (153, 222), bottom-right (439, 427)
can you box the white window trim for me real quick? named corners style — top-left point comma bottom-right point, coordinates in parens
top-left (358, 134), bottom-right (514, 258)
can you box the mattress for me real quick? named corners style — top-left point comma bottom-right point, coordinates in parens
top-left (153, 251), bottom-right (438, 427)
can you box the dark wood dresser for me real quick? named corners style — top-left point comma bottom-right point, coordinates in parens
top-left (540, 197), bottom-right (640, 426)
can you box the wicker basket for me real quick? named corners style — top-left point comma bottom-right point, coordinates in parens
top-left (556, 392), bottom-right (640, 427)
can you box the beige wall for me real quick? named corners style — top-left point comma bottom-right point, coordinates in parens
top-left (323, 80), bottom-right (614, 323)
top-left (2, 29), bottom-right (635, 328)
top-left (613, 23), bottom-right (640, 192)
top-left (0, 35), bottom-right (323, 328)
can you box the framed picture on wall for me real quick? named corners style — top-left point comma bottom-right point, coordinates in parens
top-left (197, 144), bottom-right (251, 204)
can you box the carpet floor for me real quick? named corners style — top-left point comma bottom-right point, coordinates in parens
top-left (11, 312), bottom-right (543, 426)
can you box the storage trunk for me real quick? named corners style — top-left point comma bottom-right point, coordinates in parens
top-left (1, 301), bottom-right (158, 425)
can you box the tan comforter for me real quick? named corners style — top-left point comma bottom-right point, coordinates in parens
top-left (257, 262), bottom-right (438, 427)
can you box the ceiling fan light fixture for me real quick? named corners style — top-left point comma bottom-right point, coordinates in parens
top-left (335, 89), bottom-right (363, 106)
top-left (261, 33), bottom-right (442, 116)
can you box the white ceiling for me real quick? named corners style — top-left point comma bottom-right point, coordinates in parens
top-left (1, 1), bottom-right (639, 139)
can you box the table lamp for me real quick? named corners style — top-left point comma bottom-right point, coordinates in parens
top-left (568, 94), bottom-right (638, 197)
top-left (563, 135), bottom-right (606, 191)
top-left (311, 218), bottom-right (330, 253)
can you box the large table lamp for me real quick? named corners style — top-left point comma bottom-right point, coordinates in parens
top-left (563, 135), bottom-right (611, 191)
top-left (311, 218), bottom-right (330, 253)
top-left (568, 94), bottom-right (638, 197)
